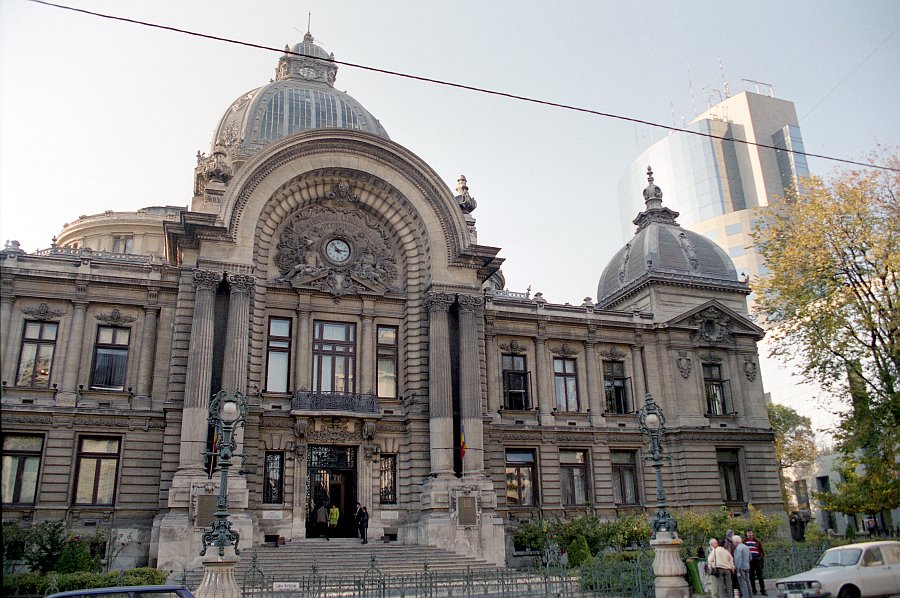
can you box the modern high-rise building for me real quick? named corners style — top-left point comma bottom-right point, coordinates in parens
top-left (619, 91), bottom-right (810, 298)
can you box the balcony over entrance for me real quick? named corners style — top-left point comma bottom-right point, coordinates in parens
top-left (291, 390), bottom-right (379, 415)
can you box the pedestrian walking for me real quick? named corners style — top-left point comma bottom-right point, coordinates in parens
top-left (733, 535), bottom-right (752, 598)
top-left (328, 504), bottom-right (340, 540)
top-left (357, 505), bottom-right (369, 544)
top-left (745, 530), bottom-right (766, 595)
top-left (315, 503), bottom-right (328, 540)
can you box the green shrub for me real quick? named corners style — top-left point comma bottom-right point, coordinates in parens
top-left (802, 522), bottom-right (828, 544)
top-left (23, 520), bottom-right (68, 573)
top-left (2, 570), bottom-right (47, 595)
top-left (567, 535), bottom-right (591, 567)
top-left (57, 538), bottom-right (101, 573)
top-left (122, 567), bottom-right (168, 586)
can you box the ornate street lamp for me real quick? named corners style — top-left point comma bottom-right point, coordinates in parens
top-left (195, 390), bottom-right (248, 598)
top-left (637, 392), bottom-right (678, 538)
top-left (636, 392), bottom-right (688, 598)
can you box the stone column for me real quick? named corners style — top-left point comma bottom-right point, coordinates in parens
top-left (584, 340), bottom-right (604, 424)
top-left (222, 274), bottom-right (254, 393)
top-left (458, 294), bottom-right (484, 476)
top-left (535, 334), bottom-right (554, 425)
top-left (360, 313), bottom-right (375, 395)
top-left (223, 273), bottom-right (254, 454)
top-left (177, 269), bottom-right (222, 472)
top-left (0, 289), bottom-right (15, 383)
top-left (58, 287), bottom-right (88, 406)
top-left (632, 344), bottom-right (646, 399)
top-left (133, 293), bottom-right (160, 410)
top-left (294, 306), bottom-right (311, 391)
top-left (425, 291), bottom-right (454, 477)
top-left (484, 319), bottom-right (501, 421)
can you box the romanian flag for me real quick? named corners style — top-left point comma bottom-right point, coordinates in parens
top-left (460, 425), bottom-right (467, 462)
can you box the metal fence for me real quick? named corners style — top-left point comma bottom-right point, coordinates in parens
top-left (762, 541), bottom-right (831, 580)
top-left (232, 551), bottom-right (654, 598)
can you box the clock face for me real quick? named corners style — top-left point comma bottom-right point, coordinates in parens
top-left (325, 238), bottom-right (351, 263)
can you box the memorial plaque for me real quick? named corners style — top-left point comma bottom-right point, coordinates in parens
top-left (458, 496), bottom-right (477, 526)
top-left (195, 495), bottom-right (217, 528)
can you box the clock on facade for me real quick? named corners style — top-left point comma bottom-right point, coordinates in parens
top-left (325, 238), bottom-right (351, 263)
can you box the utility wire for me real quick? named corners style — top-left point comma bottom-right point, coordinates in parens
top-left (26, 0), bottom-right (899, 173)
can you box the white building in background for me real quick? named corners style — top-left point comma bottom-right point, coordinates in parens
top-left (619, 90), bottom-right (809, 300)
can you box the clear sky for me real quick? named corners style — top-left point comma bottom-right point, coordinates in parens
top-left (2, 0), bottom-right (898, 438)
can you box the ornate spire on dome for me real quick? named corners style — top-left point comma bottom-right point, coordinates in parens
top-left (633, 165), bottom-right (680, 232)
top-left (642, 166), bottom-right (663, 210)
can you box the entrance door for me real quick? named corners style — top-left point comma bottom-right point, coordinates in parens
top-left (306, 445), bottom-right (357, 538)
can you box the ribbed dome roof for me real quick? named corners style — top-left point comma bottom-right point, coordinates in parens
top-left (210, 32), bottom-right (388, 159)
top-left (597, 167), bottom-right (740, 307)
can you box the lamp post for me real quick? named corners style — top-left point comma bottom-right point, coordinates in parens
top-left (194, 390), bottom-right (248, 598)
top-left (637, 393), bottom-right (688, 598)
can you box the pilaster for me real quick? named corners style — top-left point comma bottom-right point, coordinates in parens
top-left (425, 291), bottom-right (454, 477)
top-left (58, 284), bottom-right (88, 406)
top-left (458, 294), bottom-right (484, 477)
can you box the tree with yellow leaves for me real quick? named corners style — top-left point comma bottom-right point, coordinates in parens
top-left (753, 150), bottom-right (899, 519)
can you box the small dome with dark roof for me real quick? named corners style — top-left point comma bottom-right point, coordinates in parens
top-left (597, 167), bottom-right (741, 308)
top-left (210, 32), bottom-right (388, 161)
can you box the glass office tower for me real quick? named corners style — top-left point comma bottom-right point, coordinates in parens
top-left (619, 91), bottom-right (809, 300)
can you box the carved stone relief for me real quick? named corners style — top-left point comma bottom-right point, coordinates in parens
top-left (550, 342), bottom-right (577, 357)
top-left (690, 307), bottom-right (734, 345)
top-left (676, 351), bottom-right (692, 379)
top-left (21, 303), bottom-right (65, 320)
top-left (95, 309), bottom-right (137, 326)
top-left (743, 357), bottom-right (758, 382)
top-left (599, 347), bottom-right (627, 361)
top-left (498, 339), bottom-right (527, 354)
top-left (274, 200), bottom-right (398, 300)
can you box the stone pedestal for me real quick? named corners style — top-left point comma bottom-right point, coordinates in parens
top-left (651, 531), bottom-right (690, 598)
top-left (194, 549), bottom-right (240, 598)
top-left (402, 475), bottom-right (505, 566)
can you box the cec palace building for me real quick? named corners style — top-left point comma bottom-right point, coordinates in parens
top-left (0, 35), bottom-right (781, 570)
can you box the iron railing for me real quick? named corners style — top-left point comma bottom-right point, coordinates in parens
top-left (291, 391), bottom-right (378, 414)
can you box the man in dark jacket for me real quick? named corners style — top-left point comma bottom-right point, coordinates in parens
top-left (356, 505), bottom-right (369, 544)
top-left (745, 529), bottom-right (766, 595)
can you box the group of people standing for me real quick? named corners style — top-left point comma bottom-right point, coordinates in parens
top-left (704, 529), bottom-right (766, 598)
top-left (313, 501), bottom-right (369, 543)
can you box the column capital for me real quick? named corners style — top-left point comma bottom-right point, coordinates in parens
top-left (456, 294), bottom-right (483, 313)
top-left (226, 273), bottom-right (256, 295)
top-left (424, 291), bottom-right (454, 313)
top-left (193, 269), bottom-right (223, 291)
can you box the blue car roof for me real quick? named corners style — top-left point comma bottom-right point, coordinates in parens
top-left (46, 586), bottom-right (193, 598)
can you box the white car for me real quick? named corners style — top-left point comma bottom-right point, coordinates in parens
top-left (775, 541), bottom-right (900, 598)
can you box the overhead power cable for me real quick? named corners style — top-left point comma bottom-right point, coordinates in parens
top-left (26, 0), bottom-right (899, 173)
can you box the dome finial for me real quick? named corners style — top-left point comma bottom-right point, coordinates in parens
top-left (642, 165), bottom-right (663, 210)
top-left (303, 11), bottom-right (314, 43)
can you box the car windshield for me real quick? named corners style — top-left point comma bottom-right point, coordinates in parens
top-left (816, 548), bottom-right (862, 567)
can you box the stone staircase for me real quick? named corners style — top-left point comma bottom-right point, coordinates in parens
top-left (176, 539), bottom-right (502, 590)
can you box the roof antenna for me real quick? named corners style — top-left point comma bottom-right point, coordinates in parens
top-left (719, 59), bottom-right (730, 98)
top-left (307, 11), bottom-right (312, 33)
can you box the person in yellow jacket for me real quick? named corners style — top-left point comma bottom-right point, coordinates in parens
top-left (327, 504), bottom-right (340, 540)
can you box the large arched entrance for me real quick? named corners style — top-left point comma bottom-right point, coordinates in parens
top-left (306, 445), bottom-right (358, 538)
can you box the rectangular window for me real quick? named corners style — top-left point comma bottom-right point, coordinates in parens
top-left (312, 321), bottom-right (356, 393)
top-left (703, 364), bottom-right (732, 415)
top-left (603, 361), bottom-right (631, 414)
top-left (505, 449), bottom-right (536, 506)
top-left (377, 326), bottom-right (398, 399)
top-left (2, 435), bottom-right (43, 504)
top-left (16, 321), bottom-right (58, 388)
top-left (111, 236), bottom-right (133, 254)
top-left (380, 454), bottom-right (397, 504)
top-left (553, 358), bottom-right (578, 412)
top-left (501, 354), bottom-right (530, 410)
top-left (91, 326), bottom-right (130, 390)
top-left (266, 317), bottom-right (292, 393)
top-left (263, 452), bottom-right (284, 504)
top-left (717, 448), bottom-right (743, 502)
top-left (611, 450), bottom-right (639, 505)
top-left (794, 479), bottom-right (810, 510)
top-left (560, 450), bottom-right (588, 505)
top-left (74, 437), bottom-right (121, 505)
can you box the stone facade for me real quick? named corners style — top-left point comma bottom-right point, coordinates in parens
top-left (0, 36), bottom-right (782, 572)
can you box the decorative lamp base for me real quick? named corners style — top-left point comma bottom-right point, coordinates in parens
top-left (194, 553), bottom-right (240, 598)
top-left (651, 530), bottom-right (690, 598)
